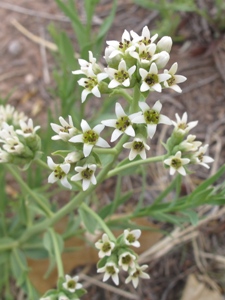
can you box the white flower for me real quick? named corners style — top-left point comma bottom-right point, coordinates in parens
top-left (40, 297), bottom-right (51, 300)
top-left (118, 251), bottom-right (136, 271)
top-left (124, 229), bottom-right (141, 247)
top-left (164, 151), bottom-right (190, 176)
top-left (130, 26), bottom-right (158, 46)
top-left (105, 59), bottom-right (136, 88)
top-left (164, 62), bottom-right (187, 93)
top-left (0, 123), bottom-right (24, 154)
top-left (16, 118), bottom-right (40, 137)
top-left (172, 112), bottom-right (198, 135)
top-left (47, 156), bottom-right (71, 189)
top-left (106, 29), bottom-right (138, 59)
top-left (62, 274), bottom-right (82, 293)
top-left (129, 43), bottom-right (158, 66)
top-left (193, 144), bottom-right (214, 169)
top-left (180, 135), bottom-right (202, 151)
top-left (0, 104), bottom-right (27, 127)
top-left (139, 63), bottom-right (171, 93)
top-left (0, 148), bottom-right (9, 163)
top-left (125, 264), bottom-right (150, 288)
top-left (77, 65), bottom-right (108, 103)
top-left (69, 120), bottom-right (110, 157)
top-left (64, 151), bottom-right (82, 164)
top-left (58, 296), bottom-right (69, 300)
top-left (97, 262), bottom-right (119, 285)
top-left (95, 233), bottom-right (115, 258)
top-left (101, 102), bottom-right (140, 142)
top-left (132, 101), bottom-right (171, 138)
top-left (157, 36), bottom-right (173, 53)
top-left (123, 137), bottom-right (150, 160)
top-left (154, 50), bottom-right (170, 69)
top-left (72, 51), bottom-right (100, 74)
top-left (51, 115), bottom-right (77, 141)
top-left (71, 164), bottom-right (97, 191)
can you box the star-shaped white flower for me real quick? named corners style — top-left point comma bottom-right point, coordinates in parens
top-left (62, 274), bottom-right (82, 293)
top-left (72, 51), bottom-right (100, 75)
top-left (124, 229), bottom-right (141, 248)
top-left (95, 233), bottom-right (115, 258)
top-left (16, 118), bottom-right (40, 138)
top-left (123, 137), bottom-right (150, 160)
top-left (180, 135), bottom-right (202, 152)
top-left (118, 251), bottom-right (136, 271)
top-left (51, 115), bottom-right (77, 141)
top-left (172, 112), bottom-right (198, 135)
top-left (164, 62), bottom-right (187, 93)
top-left (0, 148), bottom-right (10, 163)
top-left (105, 59), bottom-right (136, 88)
top-left (130, 26), bottom-right (158, 47)
top-left (164, 151), bottom-right (190, 176)
top-left (125, 264), bottom-right (150, 288)
top-left (101, 102), bottom-right (140, 142)
top-left (71, 164), bottom-right (97, 191)
top-left (193, 144), bottom-right (214, 169)
top-left (97, 262), bottom-right (119, 285)
top-left (77, 65), bottom-right (108, 103)
top-left (132, 100), bottom-right (171, 138)
top-left (106, 29), bottom-right (138, 59)
top-left (69, 120), bottom-right (110, 157)
top-left (47, 156), bottom-right (71, 189)
top-left (139, 63), bottom-right (171, 93)
top-left (129, 43), bottom-right (158, 66)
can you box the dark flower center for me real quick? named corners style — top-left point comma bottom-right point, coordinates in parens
top-left (144, 109), bottom-right (160, 124)
top-left (171, 158), bottom-right (182, 169)
top-left (83, 130), bottom-right (99, 144)
top-left (54, 166), bottom-right (65, 179)
top-left (81, 167), bottom-right (93, 180)
top-left (116, 116), bottom-right (131, 132)
top-left (114, 70), bottom-right (129, 83)
top-left (145, 74), bottom-right (158, 86)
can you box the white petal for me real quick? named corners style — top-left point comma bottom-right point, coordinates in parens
top-left (96, 137), bottom-right (110, 148)
top-left (152, 100), bottom-right (162, 112)
top-left (169, 62), bottom-right (178, 74)
top-left (170, 167), bottom-right (176, 175)
top-left (47, 156), bottom-right (57, 169)
top-left (122, 78), bottom-right (130, 87)
top-left (111, 129), bottom-right (123, 142)
top-left (139, 101), bottom-right (150, 112)
top-left (108, 79), bottom-right (120, 89)
top-left (139, 68), bottom-right (148, 79)
top-left (82, 179), bottom-right (90, 191)
top-left (83, 144), bottom-right (93, 157)
top-left (92, 85), bottom-right (101, 98)
top-left (159, 114), bottom-right (172, 125)
top-left (81, 89), bottom-right (91, 103)
top-left (61, 177), bottom-right (72, 189)
top-left (61, 163), bottom-right (70, 174)
top-left (48, 172), bottom-right (57, 184)
top-left (93, 124), bottom-right (105, 134)
top-left (174, 74), bottom-right (187, 83)
top-left (169, 84), bottom-right (182, 93)
top-left (81, 119), bottom-right (91, 132)
top-left (115, 102), bottom-right (126, 117)
top-left (101, 119), bottom-right (117, 128)
top-left (124, 125), bottom-right (135, 137)
top-left (178, 166), bottom-right (187, 176)
top-left (69, 134), bottom-right (83, 143)
top-left (147, 124), bottom-right (157, 138)
top-left (129, 149), bottom-right (137, 160)
top-left (149, 63), bottom-right (158, 74)
top-left (140, 82), bottom-right (150, 92)
top-left (71, 173), bottom-right (82, 181)
top-left (152, 83), bottom-right (162, 93)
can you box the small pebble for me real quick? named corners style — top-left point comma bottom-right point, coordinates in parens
top-left (8, 40), bottom-right (23, 56)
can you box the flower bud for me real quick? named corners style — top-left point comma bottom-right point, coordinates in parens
top-left (157, 36), bottom-right (172, 53)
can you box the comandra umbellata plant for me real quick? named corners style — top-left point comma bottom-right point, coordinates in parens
top-left (0, 26), bottom-right (220, 300)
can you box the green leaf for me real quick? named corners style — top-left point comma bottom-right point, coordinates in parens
top-left (78, 206), bottom-right (97, 234)
top-left (181, 210), bottom-right (199, 226)
top-left (10, 249), bottom-right (28, 286)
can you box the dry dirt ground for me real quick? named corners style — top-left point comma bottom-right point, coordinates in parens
top-left (1, 1), bottom-right (225, 300)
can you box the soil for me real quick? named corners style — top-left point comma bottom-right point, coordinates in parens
top-left (1, 1), bottom-right (225, 300)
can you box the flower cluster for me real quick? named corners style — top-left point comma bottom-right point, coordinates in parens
top-left (40, 274), bottom-right (86, 300)
top-left (95, 230), bottom-right (150, 288)
top-left (0, 104), bottom-right (41, 167)
top-left (164, 112), bottom-right (214, 176)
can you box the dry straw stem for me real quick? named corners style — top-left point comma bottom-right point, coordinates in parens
top-left (138, 206), bottom-right (225, 264)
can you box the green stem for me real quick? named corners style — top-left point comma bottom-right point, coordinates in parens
top-left (107, 155), bottom-right (165, 178)
top-left (49, 228), bottom-right (64, 278)
top-left (5, 164), bottom-right (54, 218)
top-left (132, 85), bottom-right (141, 113)
top-left (94, 148), bottom-right (117, 155)
top-left (0, 240), bottom-right (18, 251)
top-left (110, 89), bottom-right (133, 104)
top-left (81, 202), bottom-right (116, 242)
